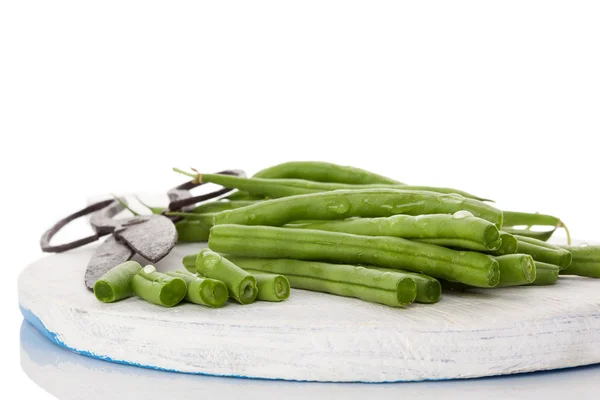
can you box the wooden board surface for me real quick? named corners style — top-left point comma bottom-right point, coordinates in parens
top-left (17, 242), bottom-right (600, 382)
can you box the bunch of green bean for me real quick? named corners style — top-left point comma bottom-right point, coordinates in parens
top-left (167, 161), bottom-right (597, 308)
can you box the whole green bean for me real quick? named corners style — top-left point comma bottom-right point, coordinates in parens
top-left (244, 270), bottom-right (290, 302)
top-left (558, 244), bottom-right (600, 278)
top-left (176, 220), bottom-right (210, 242)
top-left (166, 270), bottom-right (229, 307)
top-left (209, 225), bottom-right (500, 287)
top-left (195, 249), bottom-right (258, 305)
top-left (253, 161), bottom-right (402, 184)
top-left (213, 189), bottom-right (503, 228)
top-left (494, 254), bottom-right (536, 287)
top-left (514, 235), bottom-right (572, 269)
top-left (224, 257), bottom-right (417, 307)
top-left (502, 211), bottom-right (571, 244)
top-left (132, 266), bottom-right (187, 307)
top-left (530, 262), bottom-right (560, 285)
top-left (94, 261), bottom-right (142, 303)
top-left (362, 266), bottom-right (441, 303)
top-left (196, 172), bottom-right (489, 201)
top-left (292, 212), bottom-right (501, 251)
top-left (502, 227), bottom-right (556, 242)
top-left (191, 200), bottom-right (257, 214)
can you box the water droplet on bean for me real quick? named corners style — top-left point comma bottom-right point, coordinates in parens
top-left (579, 242), bottom-right (590, 247)
top-left (440, 194), bottom-right (465, 204)
top-left (453, 210), bottom-right (474, 219)
top-left (326, 199), bottom-right (351, 215)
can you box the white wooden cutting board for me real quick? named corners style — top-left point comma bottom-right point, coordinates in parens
top-left (17, 242), bottom-right (600, 382)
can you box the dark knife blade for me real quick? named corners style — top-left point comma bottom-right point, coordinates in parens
top-left (84, 236), bottom-right (135, 290)
top-left (115, 214), bottom-right (177, 263)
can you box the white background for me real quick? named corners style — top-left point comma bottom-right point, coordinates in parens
top-left (1, 1), bottom-right (599, 398)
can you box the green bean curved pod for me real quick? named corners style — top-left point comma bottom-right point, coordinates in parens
top-left (502, 227), bottom-right (556, 242)
top-left (224, 257), bottom-right (416, 307)
top-left (214, 189), bottom-right (503, 228)
top-left (502, 211), bottom-right (570, 244)
top-left (244, 270), bottom-right (290, 302)
top-left (94, 261), bottom-right (143, 303)
top-left (530, 262), bottom-right (560, 285)
top-left (166, 270), bottom-right (229, 307)
top-left (293, 214), bottom-right (500, 251)
top-left (176, 220), bottom-right (210, 242)
top-left (363, 267), bottom-right (441, 303)
top-left (494, 254), bottom-right (536, 287)
top-left (253, 161), bottom-right (402, 185)
top-left (132, 266), bottom-right (187, 307)
top-left (209, 225), bottom-right (500, 287)
top-left (514, 235), bottom-right (572, 269)
top-left (558, 244), bottom-right (600, 278)
top-left (485, 231), bottom-right (519, 256)
top-left (191, 200), bottom-right (257, 214)
top-left (195, 249), bottom-right (258, 304)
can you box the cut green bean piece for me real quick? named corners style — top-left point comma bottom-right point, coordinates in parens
top-left (253, 161), bottom-right (402, 185)
top-left (166, 270), bottom-right (229, 307)
top-left (132, 266), bottom-right (187, 307)
top-left (176, 220), bottom-right (210, 242)
top-left (214, 189), bottom-right (503, 228)
top-left (484, 231), bottom-right (519, 256)
top-left (209, 225), bottom-right (500, 287)
top-left (514, 235), bottom-right (572, 269)
top-left (530, 262), bottom-right (560, 285)
top-left (293, 213), bottom-right (500, 251)
top-left (225, 257), bottom-right (417, 307)
top-left (363, 266), bottom-right (441, 303)
top-left (494, 254), bottom-right (536, 287)
top-left (244, 270), bottom-right (290, 302)
top-left (94, 261), bottom-right (142, 303)
top-left (195, 249), bottom-right (258, 304)
top-left (559, 244), bottom-right (600, 278)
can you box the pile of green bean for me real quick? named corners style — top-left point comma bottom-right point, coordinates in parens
top-left (96, 161), bottom-right (599, 310)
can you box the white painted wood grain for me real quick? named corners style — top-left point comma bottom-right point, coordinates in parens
top-left (17, 242), bottom-right (600, 382)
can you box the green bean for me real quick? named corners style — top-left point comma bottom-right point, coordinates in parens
top-left (176, 220), bottom-right (210, 242)
top-left (183, 253), bottom-right (199, 273)
top-left (494, 254), bottom-right (536, 287)
top-left (514, 235), bottom-right (572, 269)
top-left (209, 225), bottom-right (500, 287)
top-left (195, 249), bottom-right (258, 305)
top-left (191, 200), bottom-right (257, 214)
top-left (291, 212), bottom-right (501, 251)
top-left (93, 261), bottom-right (142, 303)
top-left (486, 231), bottom-right (519, 256)
top-left (253, 161), bottom-right (402, 185)
top-left (530, 262), bottom-right (560, 285)
top-left (362, 267), bottom-right (441, 303)
top-left (224, 257), bottom-right (417, 307)
top-left (132, 266), bottom-right (187, 307)
top-left (213, 189), bottom-right (503, 228)
top-left (502, 227), bottom-right (556, 242)
top-left (244, 270), bottom-right (290, 302)
top-left (502, 211), bottom-right (571, 244)
top-left (166, 270), bottom-right (229, 307)
top-left (194, 172), bottom-right (489, 201)
top-left (558, 244), bottom-right (600, 278)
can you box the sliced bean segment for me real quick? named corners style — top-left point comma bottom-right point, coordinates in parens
top-left (244, 270), bottom-right (290, 302)
top-left (94, 261), bottom-right (142, 303)
top-left (196, 249), bottom-right (258, 305)
top-left (214, 190), bottom-right (503, 228)
top-left (166, 270), bottom-right (229, 307)
top-left (494, 254), bottom-right (536, 287)
top-left (530, 262), bottom-right (560, 286)
top-left (225, 257), bottom-right (417, 307)
top-left (514, 235), bottom-right (572, 269)
top-left (132, 266), bottom-right (187, 307)
top-left (485, 231), bottom-right (519, 256)
top-left (253, 161), bottom-right (402, 184)
top-left (209, 225), bottom-right (500, 287)
top-left (559, 244), bottom-right (600, 278)
top-left (292, 213), bottom-right (500, 251)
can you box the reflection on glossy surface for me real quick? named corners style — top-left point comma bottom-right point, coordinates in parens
top-left (20, 320), bottom-right (598, 400)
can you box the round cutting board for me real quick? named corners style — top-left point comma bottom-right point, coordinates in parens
top-left (17, 242), bottom-right (600, 383)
